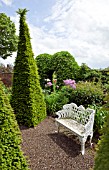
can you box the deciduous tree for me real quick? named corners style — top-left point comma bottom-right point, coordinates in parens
top-left (0, 13), bottom-right (18, 59)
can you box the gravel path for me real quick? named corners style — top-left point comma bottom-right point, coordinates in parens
top-left (20, 117), bottom-right (95, 170)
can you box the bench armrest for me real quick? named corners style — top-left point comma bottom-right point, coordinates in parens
top-left (56, 110), bottom-right (68, 119)
top-left (84, 109), bottom-right (95, 132)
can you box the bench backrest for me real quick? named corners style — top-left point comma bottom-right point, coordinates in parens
top-left (62, 103), bottom-right (95, 125)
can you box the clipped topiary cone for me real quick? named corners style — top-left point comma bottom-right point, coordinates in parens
top-left (0, 81), bottom-right (29, 169)
top-left (11, 8), bottom-right (46, 127)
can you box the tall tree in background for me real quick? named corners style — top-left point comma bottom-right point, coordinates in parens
top-left (0, 13), bottom-right (18, 59)
top-left (11, 9), bottom-right (46, 127)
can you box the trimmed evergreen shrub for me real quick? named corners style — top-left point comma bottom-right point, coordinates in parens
top-left (35, 51), bottom-right (79, 88)
top-left (11, 9), bottom-right (46, 127)
top-left (51, 51), bottom-right (79, 87)
top-left (0, 81), bottom-right (29, 170)
top-left (35, 53), bottom-right (52, 88)
top-left (94, 111), bottom-right (109, 170)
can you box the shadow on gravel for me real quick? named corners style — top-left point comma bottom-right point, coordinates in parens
top-left (19, 125), bottom-right (31, 130)
top-left (48, 132), bottom-right (81, 158)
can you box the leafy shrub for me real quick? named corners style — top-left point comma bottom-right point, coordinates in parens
top-left (94, 111), bottom-right (109, 170)
top-left (45, 92), bottom-right (69, 115)
top-left (89, 104), bottom-right (109, 134)
top-left (0, 81), bottom-right (29, 170)
top-left (60, 81), bottom-right (104, 107)
top-left (103, 93), bottom-right (109, 111)
top-left (45, 81), bottom-right (105, 118)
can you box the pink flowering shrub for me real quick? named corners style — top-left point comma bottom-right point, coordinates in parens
top-left (63, 79), bottom-right (76, 89)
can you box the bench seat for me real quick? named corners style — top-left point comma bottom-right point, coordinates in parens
top-left (56, 118), bottom-right (85, 137)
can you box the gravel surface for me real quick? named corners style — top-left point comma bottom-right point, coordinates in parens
top-left (20, 117), bottom-right (95, 170)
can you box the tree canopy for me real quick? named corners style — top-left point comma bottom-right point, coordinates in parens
top-left (36, 51), bottom-right (80, 88)
top-left (0, 13), bottom-right (18, 59)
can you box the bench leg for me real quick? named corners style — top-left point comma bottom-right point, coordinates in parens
top-left (89, 132), bottom-right (93, 147)
top-left (55, 121), bottom-right (60, 133)
top-left (79, 137), bottom-right (87, 155)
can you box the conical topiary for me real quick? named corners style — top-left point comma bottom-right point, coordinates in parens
top-left (11, 8), bottom-right (46, 127)
top-left (0, 81), bottom-right (29, 170)
top-left (94, 111), bottom-right (109, 170)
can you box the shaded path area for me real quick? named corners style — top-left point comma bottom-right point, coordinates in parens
top-left (20, 117), bottom-right (95, 170)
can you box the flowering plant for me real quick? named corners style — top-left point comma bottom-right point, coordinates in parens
top-left (45, 78), bottom-right (59, 93)
top-left (45, 81), bottom-right (52, 87)
top-left (63, 79), bottom-right (76, 89)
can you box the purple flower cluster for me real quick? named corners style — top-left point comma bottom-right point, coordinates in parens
top-left (46, 81), bottom-right (52, 87)
top-left (63, 79), bottom-right (76, 89)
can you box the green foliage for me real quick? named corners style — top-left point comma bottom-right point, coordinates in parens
top-left (71, 81), bottom-right (104, 107)
top-left (35, 51), bottom-right (79, 88)
top-left (0, 13), bottom-right (18, 59)
top-left (51, 51), bottom-right (79, 87)
top-left (60, 81), bottom-right (104, 107)
top-left (77, 63), bottom-right (91, 81)
top-left (103, 93), bottom-right (109, 111)
top-left (94, 111), bottom-right (109, 170)
top-left (0, 81), bottom-right (29, 170)
top-left (35, 53), bottom-right (52, 88)
top-left (89, 104), bottom-right (108, 134)
top-left (45, 92), bottom-right (69, 115)
top-left (100, 67), bottom-right (109, 85)
top-left (11, 9), bottom-right (46, 127)
top-left (77, 63), bottom-right (102, 82)
top-left (2, 84), bottom-right (12, 100)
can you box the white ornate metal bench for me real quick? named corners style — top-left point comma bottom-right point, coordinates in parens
top-left (55, 103), bottom-right (95, 155)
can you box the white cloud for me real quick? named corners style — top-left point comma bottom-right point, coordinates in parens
top-left (43, 0), bottom-right (109, 69)
top-left (1, 0), bottom-right (109, 69)
top-left (1, 0), bottom-right (13, 6)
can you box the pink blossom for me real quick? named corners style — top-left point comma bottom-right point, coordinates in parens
top-left (63, 79), bottom-right (76, 89)
top-left (46, 81), bottom-right (52, 87)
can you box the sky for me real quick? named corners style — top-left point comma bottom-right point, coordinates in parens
top-left (0, 0), bottom-right (109, 69)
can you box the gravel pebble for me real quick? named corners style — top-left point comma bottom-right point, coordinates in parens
top-left (20, 117), bottom-right (95, 170)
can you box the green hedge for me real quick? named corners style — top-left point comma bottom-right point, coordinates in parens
top-left (0, 81), bottom-right (29, 170)
top-left (11, 9), bottom-right (46, 127)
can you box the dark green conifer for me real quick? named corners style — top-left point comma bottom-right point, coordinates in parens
top-left (11, 9), bottom-right (46, 127)
top-left (94, 111), bottom-right (109, 170)
top-left (0, 81), bottom-right (29, 170)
